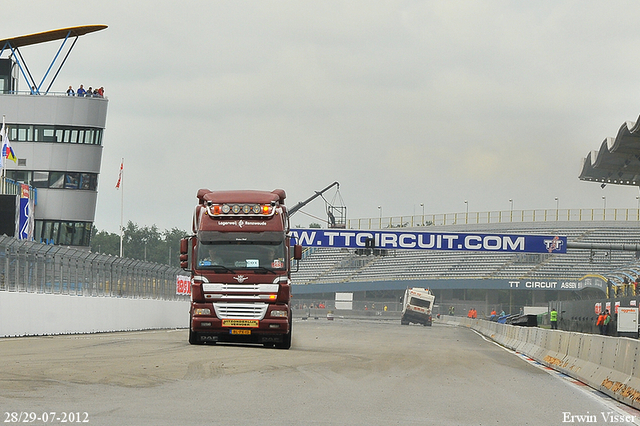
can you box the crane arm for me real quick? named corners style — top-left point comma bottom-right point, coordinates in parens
top-left (288, 181), bottom-right (340, 216)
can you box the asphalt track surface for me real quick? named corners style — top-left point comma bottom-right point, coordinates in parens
top-left (0, 319), bottom-right (639, 426)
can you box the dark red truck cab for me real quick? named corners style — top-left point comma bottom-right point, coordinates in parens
top-left (180, 189), bottom-right (301, 349)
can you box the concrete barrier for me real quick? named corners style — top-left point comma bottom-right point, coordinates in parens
top-left (294, 308), bottom-right (402, 321)
top-left (439, 316), bottom-right (640, 410)
top-left (0, 292), bottom-right (189, 337)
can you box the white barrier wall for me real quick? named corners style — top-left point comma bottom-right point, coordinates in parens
top-left (0, 292), bottom-right (189, 337)
top-left (442, 316), bottom-right (640, 411)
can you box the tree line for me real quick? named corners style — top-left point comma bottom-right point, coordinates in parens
top-left (90, 221), bottom-right (188, 267)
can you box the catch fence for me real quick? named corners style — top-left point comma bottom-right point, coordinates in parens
top-left (0, 235), bottom-right (186, 300)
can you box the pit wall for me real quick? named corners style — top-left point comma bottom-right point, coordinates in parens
top-left (441, 316), bottom-right (640, 410)
top-left (0, 292), bottom-right (189, 337)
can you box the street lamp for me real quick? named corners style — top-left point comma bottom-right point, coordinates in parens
top-left (420, 203), bottom-right (424, 226)
top-left (602, 196), bottom-right (606, 210)
top-left (464, 200), bottom-right (468, 224)
top-left (378, 206), bottom-right (382, 229)
top-left (555, 197), bottom-right (559, 221)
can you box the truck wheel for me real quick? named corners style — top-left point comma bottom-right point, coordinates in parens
top-left (276, 333), bottom-right (291, 349)
top-left (188, 316), bottom-right (204, 345)
top-left (401, 317), bottom-right (409, 325)
top-left (188, 327), bottom-right (200, 345)
top-left (275, 316), bottom-right (292, 349)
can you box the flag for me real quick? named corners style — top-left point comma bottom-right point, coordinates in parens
top-left (1, 117), bottom-right (17, 164)
top-left (2, 139), bottom-right (17, 163)
top-left (0, 117), bottom-right (17, 172)
top-left (115, 159), bottom-right (123, 189)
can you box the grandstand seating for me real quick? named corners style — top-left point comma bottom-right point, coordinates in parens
top-left (291, 221), bottom-right (640, 286)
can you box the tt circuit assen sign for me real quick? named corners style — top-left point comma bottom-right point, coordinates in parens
top-left (290, 229), bottom-right (567, 254)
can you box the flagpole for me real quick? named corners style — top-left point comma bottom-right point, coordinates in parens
top-left (119, 157), bottom-right (124, 257)
top-left (1, 115), bottom-right (6, 195)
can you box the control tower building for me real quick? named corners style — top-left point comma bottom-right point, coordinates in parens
top-left (0, 25), bottom-right (108, 246)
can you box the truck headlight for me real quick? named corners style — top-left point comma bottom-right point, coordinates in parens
top-left (271, 310), bottom-right (288, 318)
top-left (194, 308), bottom-right (211, 316)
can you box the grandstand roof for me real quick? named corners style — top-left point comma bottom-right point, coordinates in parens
top-left (0, 25), bottom-right (107, 49)
top-left (579, 115), bottom-right (640, 186)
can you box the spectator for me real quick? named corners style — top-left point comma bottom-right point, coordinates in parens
top-left (96, 87), bottom-right (104, 97)
top-left (66, 86), bottom-right (75, 96)
top-left (550, 308), bottom-right (558, 329)
top-left (603, 310), bottom-right (611, 335)
top-left (77, 85), bottom-right (86, 97)
top-left (596, 311), bottom-right (605, 334)
top-left (87, 87), bottom-right (93, 97)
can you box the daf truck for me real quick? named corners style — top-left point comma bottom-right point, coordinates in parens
top-left (180, 188), bottom-right (301, 349)
top-left (400, 288), bottom-right (435, 326)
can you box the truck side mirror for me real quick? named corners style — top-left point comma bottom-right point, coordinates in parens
top-left (180, 237), bottom-right (192, 271)
top-left (293, 244), bottom-right (302, 260)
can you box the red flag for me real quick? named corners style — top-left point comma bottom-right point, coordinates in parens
top-left (115, 160), bottom-right (123, 189)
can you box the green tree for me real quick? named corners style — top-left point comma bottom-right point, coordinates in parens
top-left (90, 228), bottom-right (120, 256)
top-left (90, 222), bottom-right (189, 266)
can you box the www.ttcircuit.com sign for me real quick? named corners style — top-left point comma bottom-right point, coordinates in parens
top-left (290, 229), bottom-right (566, 254)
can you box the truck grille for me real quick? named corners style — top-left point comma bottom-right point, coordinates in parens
top-left (213, 303), bottom-right (268, 320)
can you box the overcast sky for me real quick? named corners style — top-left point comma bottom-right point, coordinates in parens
top-left (3, 1), bottom-right (640, 233)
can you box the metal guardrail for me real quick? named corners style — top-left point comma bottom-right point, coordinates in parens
top-left (0, 235), bottom-right (186, 300)
top-left (0, 177), bottom-right (24, 196)
top-left (1, 90), bottom-right (107, 98)
top-left (347, 208), bottom-right (640, 230)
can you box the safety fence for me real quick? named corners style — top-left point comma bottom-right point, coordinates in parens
top-left (0, 235), bottom-right (186, 300)
top-left (347, 207), bottom-right (640, 230)
top-left (442, 316), bottom-right (640, 411)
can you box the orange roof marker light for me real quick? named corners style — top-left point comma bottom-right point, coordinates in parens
top-left (0, 25), bottom-right (108, 95)
top-left (205, 202), bottom-right (275, 218)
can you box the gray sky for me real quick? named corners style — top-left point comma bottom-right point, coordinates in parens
top-left (3, 1), bottom-right (640, 233)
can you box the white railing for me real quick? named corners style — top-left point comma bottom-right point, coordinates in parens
top-left (0, 90), bottom-right (107, 98)
top-left (0, 176), bottom-right (23, 196)
top-left (347, 208), bottom-right (640, 230)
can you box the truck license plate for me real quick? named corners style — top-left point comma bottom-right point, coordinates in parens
top-left (230, 329), bottom-right (252, 335)
top-left (221, 319), bottom-right (259, 328)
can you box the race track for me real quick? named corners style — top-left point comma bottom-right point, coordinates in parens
top-left (1, 319), bottom-right (638, 425)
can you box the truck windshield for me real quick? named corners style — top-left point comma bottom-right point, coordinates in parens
top-left (409, 297), bottom-right (431, 309)
top-left (197, 240), bottom-right (286, 271)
